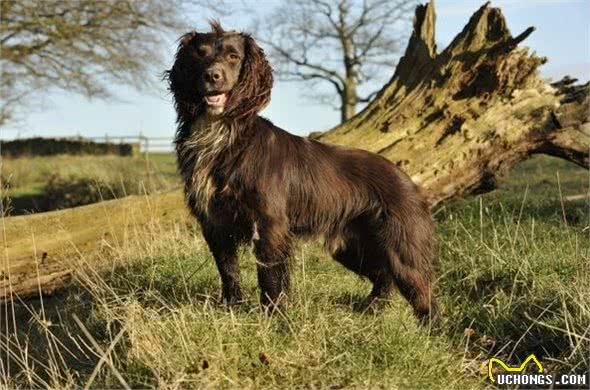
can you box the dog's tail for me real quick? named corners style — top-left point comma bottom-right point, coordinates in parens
top-left (380, 194), bottom-right (438, 321)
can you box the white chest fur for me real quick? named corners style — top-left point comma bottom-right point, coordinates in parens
top-left (176, 116), bottom-right (232, 216)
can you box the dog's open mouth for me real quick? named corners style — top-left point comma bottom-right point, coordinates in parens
top-left (204, 93), bottom-right (227, 107)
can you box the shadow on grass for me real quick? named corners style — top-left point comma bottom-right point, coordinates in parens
top-left (523, 198), bottom-right (587, 226)
top-left (332, 292), bottom-right (368, 312)
top-left (438, 196), bottom-right (587, 227)
top-left (2, 285), bottom-right (101, 387)
top-left (4, 193), bottom-right (49, 215)
top-left (103, 255), bottom-right (219, 306)
top-left (0, 255), bottom-right (227, 388)
top-left (331, 291), bottom-right (405, 316)
top-left (440, 270), bottom-right (587, 375)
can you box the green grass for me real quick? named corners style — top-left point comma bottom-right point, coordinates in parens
top-left (1, 153), bottom-right (177, 193)
top-left (1, 153), bottom-right (178, 214)
top-left (1, 155), bottom-right (588, 389)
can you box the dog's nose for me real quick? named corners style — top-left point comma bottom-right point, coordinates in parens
top-left (205, 68), bottom-right (223, 83)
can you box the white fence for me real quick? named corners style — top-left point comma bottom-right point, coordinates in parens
top-left (86, 134), bottom-right (174, 153)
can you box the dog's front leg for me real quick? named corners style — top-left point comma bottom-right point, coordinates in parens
top-left (253, 220), bottom-right (292, 311)
top-left (202, 225), bottom-right (243, 305)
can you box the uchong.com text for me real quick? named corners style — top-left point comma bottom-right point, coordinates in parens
top-left (496, 373), bottom-right (587, 386)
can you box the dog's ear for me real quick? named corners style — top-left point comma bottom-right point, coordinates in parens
top-left (164, 30), bottom-right (202, 120)
top-left (179, 31), bottom-right (197, 48)
top-left (166, 32), bottom-right (195, 95)
top-left (225, 34), bottom-right (273, 122)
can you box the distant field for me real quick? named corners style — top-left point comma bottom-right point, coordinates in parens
top-left (449, 154), bottom-right (588, 224)
top-left (1, 154), bottom-right (588, 389)
top-left (1, 153), bottom-right (178, 214)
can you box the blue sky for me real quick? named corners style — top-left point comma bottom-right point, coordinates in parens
top-left (2, 0), bottom-right (589, 141)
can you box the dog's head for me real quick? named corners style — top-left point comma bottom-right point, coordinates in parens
top-left (167, 21), bottom-right (273, 122)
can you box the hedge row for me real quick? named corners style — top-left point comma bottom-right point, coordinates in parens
top-left (0, 137), bottom-right (135, 157)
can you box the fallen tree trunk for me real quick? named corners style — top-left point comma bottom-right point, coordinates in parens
top-left (1, 191), bottom-right (186, 301)
top-left (317, 1), bottom-right (589, 208)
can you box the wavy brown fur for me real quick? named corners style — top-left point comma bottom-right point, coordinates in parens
top-left (223, 35), bottom-right (273, 124)
top-left (166, 23), bottom-right (438, 321)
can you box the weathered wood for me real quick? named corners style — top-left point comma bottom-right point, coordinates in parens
top-left (1, 266), bottom-right (73, 300)
top-left (317, 1), bottom-right (589, 207)
top-left (1, 191), bottom-right (187, 301)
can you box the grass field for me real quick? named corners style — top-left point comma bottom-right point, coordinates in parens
top-left (1, 154), bottom-right (588, 389)
top-left (1, 153), bottom-right (178, 215)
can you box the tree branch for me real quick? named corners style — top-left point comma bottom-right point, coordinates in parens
top-left (281, 70), bottom-right (344, 95)
top-left (357, 89), bottom-right (380, 103)
top-left (264, 40), bottom-right (345, 84)
top-left (253, 0), bottom-right (412, 121)
top-left (0, 0), bottom-right (187, 127)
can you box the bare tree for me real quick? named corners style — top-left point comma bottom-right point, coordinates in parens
top-left (0, 0), bottom-right (189, 127)
top-left (256, 0), bottom-right (415, 123)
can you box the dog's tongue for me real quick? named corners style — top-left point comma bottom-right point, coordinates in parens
top-left (204, 93), bottom-right (227, 107)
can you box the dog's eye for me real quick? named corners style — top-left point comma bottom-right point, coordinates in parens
top-left (196, 46), bottom-right (210, 57)
top-left (228, 53), bottom-right (240, 61)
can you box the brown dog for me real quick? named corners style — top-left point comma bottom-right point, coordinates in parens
top-left (166, 22), bottom-right (438, 321)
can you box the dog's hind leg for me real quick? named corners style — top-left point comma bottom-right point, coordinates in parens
top-left (253, 218), bottom-right (292, 310)
top-left (202, 224), bottom-right (244, 305)
top-left (389, 252), bottom-right (438, 322)
top-left (380, 214), bottom-right (438, 322)
top-left (329, 225), bottom-right (395, 304)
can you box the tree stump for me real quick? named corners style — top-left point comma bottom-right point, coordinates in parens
top-left (317, 1), bottom-right (589, 207)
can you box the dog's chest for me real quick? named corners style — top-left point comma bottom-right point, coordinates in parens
top-left (176, 117), bottom-right (233, 216)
